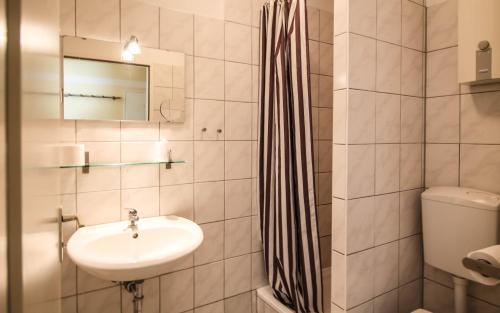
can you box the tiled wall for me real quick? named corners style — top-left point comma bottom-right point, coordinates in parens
top-left (58, 0), bottom-right (333, 312)
top-left (331, 0), bottom-right (426, 312)
top-left (423, 0), bottom-right (500, 311)
top-left (307, 1), bottom-right (334, 275)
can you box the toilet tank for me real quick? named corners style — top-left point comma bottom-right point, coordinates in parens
top-left (421, 187), bottom-right (500, 281)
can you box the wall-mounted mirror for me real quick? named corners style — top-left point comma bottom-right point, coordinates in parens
top-left (62, 36), bottom-right (185, 123)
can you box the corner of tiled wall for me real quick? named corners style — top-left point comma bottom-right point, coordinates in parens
top-left (332, 0), bottom-right (426, 312)
top-left (424, 0), bottom-right (500, 311)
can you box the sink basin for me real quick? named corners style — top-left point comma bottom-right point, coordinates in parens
top-left (66, 215), bottom-right (203, 282)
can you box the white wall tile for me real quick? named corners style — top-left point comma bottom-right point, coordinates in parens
top-left (224, 254), bottom-right (252, 297)
top-left (159, 184), bottom-right (194, 219)
top-left (225, 217), bottom-right (251, 258)
top-left (426, 96), bottom-right (459, 143)
top-left (375, 93), bottom-right (400, 143)
top-left (426, 47), bottom-right (459, 97)
top-left (319, 76), bottom-right (333, 108)
top-left (346, 197), bottom-right (374, 254)
top-left (225, 101), bottom-right (252, 140)
top-left (194, 222), bottom-right (224, 265)
top-left (225, 141), bottom-right (252, 179)
top-left (307, 7), bottom-right (320, 40)
top-left (319, 10), bottom-right (333, 44)
top-left (318, 140), bottom-right (332, 172)
top-left (332, 198), bottom-right (346, 253)
top-left (399, 189), bottom-right (423, 238)
top-left (401, 96), bottom-right (424, 143)
top-left (76, 0), bottom-right (120, 42)
top-left (225, 22), bottom-right (252, 63)
top-left (400, 143), bottom-right (423, 190)
top-left (309, 41), bottom-right (320, 74)
top-left (332, 145), bottom-right (347, 198)
top-left (194, 141), bottom-right (224, 182)
top-left (346, 249), bottom-right (374, 308)
top-left (227, 292), bottom-right (253, 313)
top-left (194, 16), bottom-right (224, 59)
top-left (461, 91), bottom-right (500, 144)
top-left (348, 90), bottom-right (375, 144)
top-left (333, 91), bottom-right (347, 144)
top-left (376, 42), bottom-right (401, 94)
top-left (121, 165), bottom-right (159, 189)
top-left (251, 27), bottom-right (260, 65)
top-left (224, 0), bottom-right (252, 25)
top-left (374, 289), bottom-right (398, 313)
top-left (319, 43), bottom-right (333, 76)
top-left (194, 58), bottom-right (225, 100)
top-left (373, 242), bottom-right (398, 296)
top-left (160, 9), bottom-right (193, 54)
top-left (460, 144), bottom-right (500, 194)
top-left (161, 269), bottom-right (194, 313)
top-left (399, 235), bottom-right (423, 285)
top-left (62, 296), bottom-right (77, 313)
top-left (374, 193), bottom-right (399, 245)
top-left (398, 279), bottom-right (422, 313)
top-left (194, 182), bottom-right (225, 224)
top-left (349, 0), bottom-right (376, 37)
top-left (425, 144), bottom-right (459, 187)
top-left (318, 172), bottom-right (332, 205)
top-left (252, 253), bottom-right (267, 289)
top-left (349, 34), bottom-right (376, 90)
top-left (194, 262), bottom-right (224, 307)
top-left (225, 179), bottom-right (252, 218)
top-left (332, 251), bottom-right (347, 308)
top-left (77, 190), bottom-right (121, 225)
top-left (195, 301), bottom-right (224, 313)
top-left (427, 0), bottom-right (457, 51)
top-left (225, 62), bottom-right (252, 102)
top-left (401, 48), bottom-right (423, 97)
top-left (347, 145), bottom-right (375, 198)
top-left (334, 33), bottom-right (348, 90)
top-left (76, 120), bottom-right (120, 142)
top-left (377, 0), bottom-right (401, 44)
top-left (402, 0), bottom-right (424, 51)
top-left (318, 107), bottom-right (333, 140)
top-left (375, 144), bottom-right (400, 194)
top-left (78, 286), bottom-right (121, 313)
top-left (334, 0), bottom-right (348, 35)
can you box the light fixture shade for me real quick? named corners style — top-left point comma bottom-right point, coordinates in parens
top-left (128, 36), bottom-right (141, 55)
top-left (121, 49), bottom-right (134, 62)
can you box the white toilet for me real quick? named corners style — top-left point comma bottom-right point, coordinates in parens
top-left (419, 186), bottom-right (500, 313)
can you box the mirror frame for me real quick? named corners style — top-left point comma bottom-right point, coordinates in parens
top-left (61, 36), bottom-right (185, 123)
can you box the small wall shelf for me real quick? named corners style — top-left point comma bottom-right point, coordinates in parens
top-left (60, 160), bottom-right (185, 173)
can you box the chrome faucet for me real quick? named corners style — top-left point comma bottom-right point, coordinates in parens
top-left (127, 208), bottom-right (140, 227)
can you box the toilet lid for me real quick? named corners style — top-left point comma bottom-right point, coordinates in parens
top-left (412, 310), bottom-right (432, 313)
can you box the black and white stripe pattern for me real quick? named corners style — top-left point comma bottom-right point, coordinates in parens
top-left (258, 1), bottom-right (323, 312)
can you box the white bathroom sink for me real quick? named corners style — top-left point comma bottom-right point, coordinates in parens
top-left (66, 215), bottom-right (203, 282)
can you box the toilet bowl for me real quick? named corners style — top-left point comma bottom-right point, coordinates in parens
top-left (412, 309), bottom-right (432, 313)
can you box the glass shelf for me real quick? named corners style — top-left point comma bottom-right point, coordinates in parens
top-left (59, 160), bottom-right (185, 170)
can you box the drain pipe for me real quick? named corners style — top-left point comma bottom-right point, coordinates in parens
top-left (123, 280), bottom-right (144, 313)
top-left (452, 276), bottom-right (468, 313)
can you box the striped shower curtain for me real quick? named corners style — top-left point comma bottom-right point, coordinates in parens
top-left (258, 1), bottom-right (323, 312)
